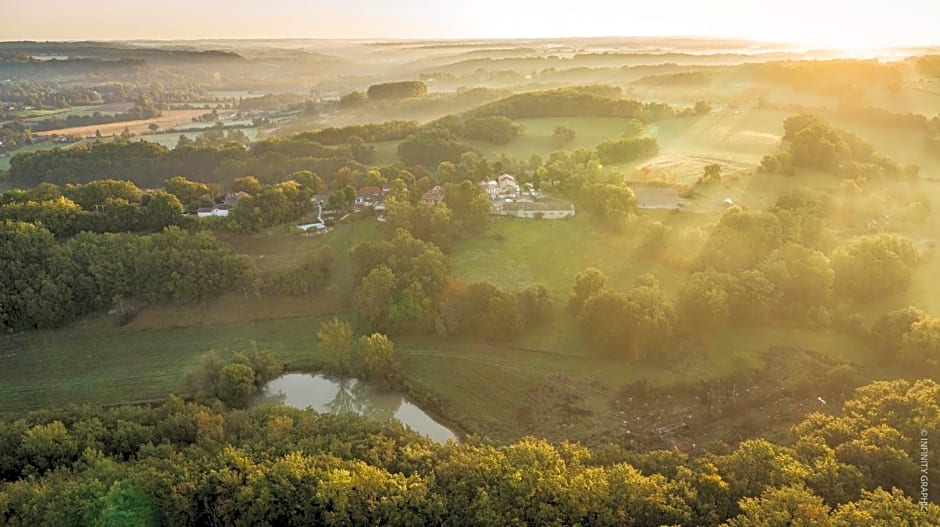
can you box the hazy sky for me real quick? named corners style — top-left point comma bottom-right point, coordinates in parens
top-left (3, 0), bottom-right (938, 48)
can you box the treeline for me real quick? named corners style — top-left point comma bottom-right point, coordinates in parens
top-left (366, 80), bottom-right (428, 100)
top-left (397, 128), bottom-right (476, 167)
top-left (0, 222), bottom-right (249, 332)
top-left (0, 215), bottom-right (336, 331)
top-left (0, 79), bottom-right (208, 109)
top-left (293, 120), bottom-right (419, 145)
top-left (0, 180), bottom-right (184, 237)
top-left (394, 114), bottom-right (523, 166)
top-left (747, 59), bottom-right (903, 97)
top-left (596, 136), bottom-right (660, 164)
top-left (8, 135), bottom-right (364, 189)
top-left (237, 93), bottom-right (307, 112)
top-left (0, 379), bottom-right (936, 525)
top-left (467, 85), bottom-right (677, 121)
top-left (761, 114), bottom-right (908, 178)
top-left (429, 114), bottom-right (522, 145)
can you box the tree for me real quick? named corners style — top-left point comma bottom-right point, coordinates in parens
top-left (517, 284), bottom-right (553, 327)
top-left (450, 282), bottom-right (524, 340)
top-left (595, 137), bottom-right (659, 164)
top-left (900, 315), bottom-right (940, 367)
top-left (832, 234), bottom-right (918, 302)
top-left (757, 243), bottom-right (834, 319)
top-left (217, 363), bottom-right (257, 408)
top-left (870, 307), bottom-right (925, 361)
top-left (290, 171), bottom-right (324, 193)
top-left (569, 267), bottom-right (607, 314)
top-left (678, 271), bottom-right (730, 329)
top-left (442, 180), bottom-right (491, 234)
top-left (727, 485), bottom-right (832, 527)
top-left (700, 164), bottom-right (722, 184)
top-left (358, 333), bottom-right (400, 388)
top-left (435, 161), bottom-right (459, 184)
top-left (551, 125), bottom-right (576, 148)
top-left (317, 318), bottom-right (356, 374)
top-left (580, 183), bottom-right (638, 227)
top-left (623, 119), bottom-right (646, 139)
top-left (163, 176), bottom-right (211, 208)
top-left (354, 266), bottom-right (398, 334)
top-left (233, 347), bottom-right (283, 390)
top-left (141, 192), bottom-right (183, 231)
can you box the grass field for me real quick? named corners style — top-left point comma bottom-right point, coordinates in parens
top-left (31, 109), bottom-right (229, 139)
top-left (452, 214), bottom-right (688, 297)
top-left (0, 307), bottom-right (877, 446)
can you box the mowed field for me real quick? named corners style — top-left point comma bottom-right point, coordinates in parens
top-left (31, 109), bottom-right (228, 138)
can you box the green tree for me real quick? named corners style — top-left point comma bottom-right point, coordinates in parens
top-left (217, 363), bottom-right (257, 408)
top-left (354, 266), bottom-right (398, 334)
top-left (317, 318), bottom-right (356, 374)
top-left (727, 485), bottom-right (832, 527)
top-left (358, 333), bottom-right (400, 388)
top-left (832, 234), bottom-right (918, 302)
top-left (551, 125), bottom-right (576, 148)
top-left (700, 164), bottom-right (722, 184)
top-left (568, 267), bottom-right (607, 314)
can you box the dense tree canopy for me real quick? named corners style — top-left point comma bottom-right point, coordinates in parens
top-left (0, 378), bottom-right (932, 525)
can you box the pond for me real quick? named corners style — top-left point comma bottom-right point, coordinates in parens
top-left (256, 373), bottom-right (456, 443)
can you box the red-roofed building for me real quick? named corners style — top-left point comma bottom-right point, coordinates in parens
top-left (355, 186), bottom-right (384, 207)
top-left (420, 185), bottom-right (445, 205)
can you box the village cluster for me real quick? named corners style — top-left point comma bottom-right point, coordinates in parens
top-left (191, 173), bottom-right (693, 236)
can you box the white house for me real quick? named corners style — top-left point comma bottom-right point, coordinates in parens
top-left (480, 180), bottom-right (500, 200)
top-left (197, 204), bottom-right (233, 218)
top-left (497, 174), bottom-right (520, 198)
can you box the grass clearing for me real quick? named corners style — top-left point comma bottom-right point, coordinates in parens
top-left (0, 315), bottom-right (330, 413)
top-left (452, 214), bottom-right (689, 297)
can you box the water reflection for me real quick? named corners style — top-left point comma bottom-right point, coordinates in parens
top-left (256, 373), bottom-right (456, 443)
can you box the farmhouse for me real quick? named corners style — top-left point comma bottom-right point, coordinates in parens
top-left (355, 186), bottom-right (384, 207)
top-left (629, 185), bottom-right (681, 210)
top-left (493, 201), bottom-right (575, 219)
top-left (480, 180), bottom-right (499, 200)
top-left (497, 174), bottom-right (520, 198)
top-left (420, 185), bottom-right (445, 205)
top-left (197, 204), bottom-right (233, 218)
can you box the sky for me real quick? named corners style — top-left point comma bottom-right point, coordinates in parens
top-left (3, 0), bottom-right (939, 49)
